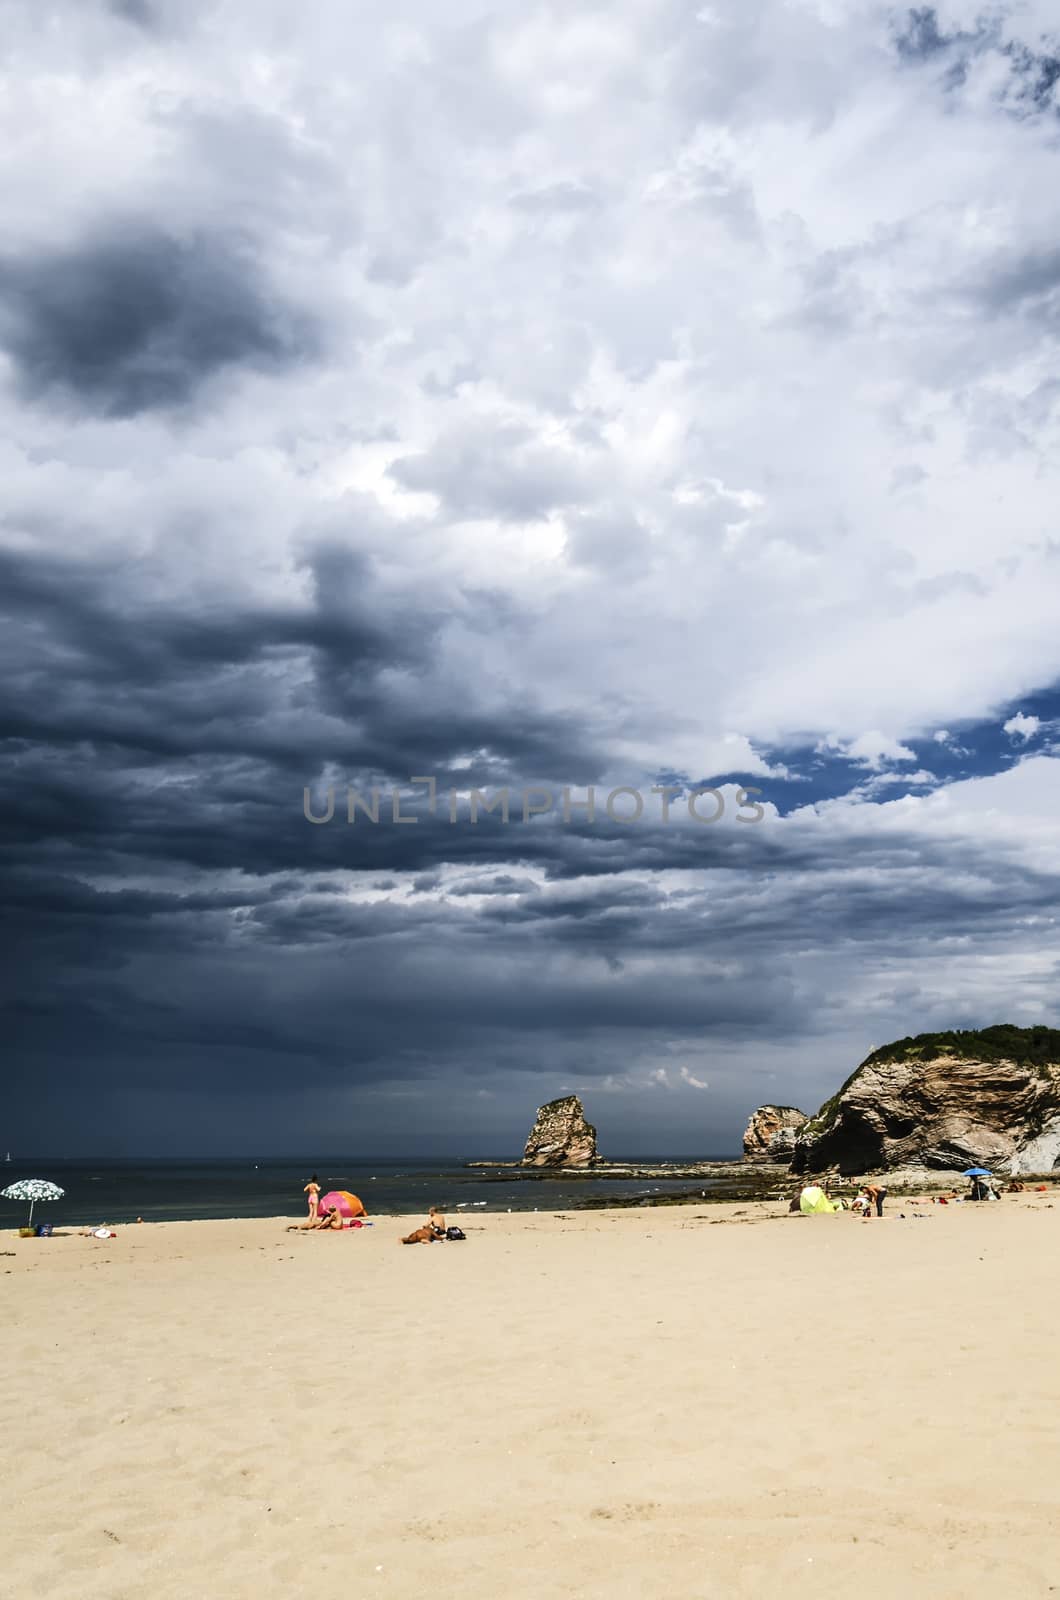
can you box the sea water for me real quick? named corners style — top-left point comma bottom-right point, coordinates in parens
top-left (0, 1156), bottom-right (741, 1228)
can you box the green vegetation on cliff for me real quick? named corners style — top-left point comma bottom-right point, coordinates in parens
top-left (862, 1024), bottom-right (1060, 1070)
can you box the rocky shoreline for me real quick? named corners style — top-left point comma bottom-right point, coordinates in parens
top-left (575, 1163), bottom-right (1060, 1209)
top-left (464, 1157), bottom-right (792, 1205)
top-left (465, 1155), bottom-right (1060, 1209)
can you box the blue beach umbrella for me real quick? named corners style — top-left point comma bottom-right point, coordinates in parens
top-left (961, 1167), bottom-right (991, 1177)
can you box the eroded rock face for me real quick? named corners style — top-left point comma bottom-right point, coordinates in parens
top-left (791, 1042), bottom-right (1060, 1176)
top-left (742, 1105), bottom-right (808, 1163)
top-left (522, 1095), bottom-right (598, 1167)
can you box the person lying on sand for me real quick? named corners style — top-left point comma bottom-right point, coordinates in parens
top-left (288, 1206), bottom-right (345, 1232)
top-left (401, 1207), bottom-right (447, 1244)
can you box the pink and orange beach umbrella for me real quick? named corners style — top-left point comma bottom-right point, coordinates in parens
top-left (318, 1190), bottom-right (367, 1219)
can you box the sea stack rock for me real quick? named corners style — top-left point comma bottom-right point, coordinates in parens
top-left (522, 1095), bottom-right (599, 1168)
top-left (791, 1025), bottom-right (1060, 1176)
top-left (741, 1105), bottom-right (808, 1163)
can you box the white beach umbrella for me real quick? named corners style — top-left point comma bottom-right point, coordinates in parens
top-left (2, 1178), bottom-right (65, 1225)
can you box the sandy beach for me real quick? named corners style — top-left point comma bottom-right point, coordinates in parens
top-left (3, 1193), bottom-right (1059, 1600)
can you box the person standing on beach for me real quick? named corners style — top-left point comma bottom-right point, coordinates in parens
top-left (865, 1182), bottom-right (887, 1217)
top-left (304, 1174), bottom-right (321, 1222)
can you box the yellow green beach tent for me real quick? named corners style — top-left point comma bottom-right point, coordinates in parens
top-left (799, 1186), bottom-right (835, 1214)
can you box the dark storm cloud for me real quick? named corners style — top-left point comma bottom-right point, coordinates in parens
top-left (4, 518), bottom-right (1044, 940)
top-left (0, 223), bottom-right (317, 416)
top-left (4, 727), bottom-right (1058, 1156)
top-left (2, 864), bottom-right (808, 1080)
top-left (5, 780), bottom-right (1055, 1151)
top-left (0, 541), bottom-right (607, 785)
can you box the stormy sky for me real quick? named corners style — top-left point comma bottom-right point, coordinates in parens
top-left (4, 0), bottom-right (1060, 1158)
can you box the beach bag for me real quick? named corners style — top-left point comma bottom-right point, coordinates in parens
top-left (446, 1226), bottom-right (466, 1240)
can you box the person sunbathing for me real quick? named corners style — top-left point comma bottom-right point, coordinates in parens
top-left (288, 1206), bottom-right (344, 1231)
top-left (401, 1206), bottom-right (447, 1244)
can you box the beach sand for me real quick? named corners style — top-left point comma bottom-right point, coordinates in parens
top-left (3, 1193), bottom-right (1059, 1599)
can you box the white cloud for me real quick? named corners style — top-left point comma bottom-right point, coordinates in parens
top-left (1004, 712), bottom-right (1041, 743)
top-left (932, 727), bottom-right (970, 756)
top-left (850, 768), bottom-right (938, 799)
top-left (821, 731), bottom-right (918, 770)
top-left (3, 0), bottom-right (1060, 780)
top-left (679, 1066), bottom-right (709, 1089)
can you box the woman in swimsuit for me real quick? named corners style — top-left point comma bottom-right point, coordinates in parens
top-left (304, 1174), bottom-right (321, 1222)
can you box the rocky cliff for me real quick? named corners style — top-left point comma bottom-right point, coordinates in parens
top-left (522, 1095), bottom-right (599, 1167)
top-left (790, 1026), bottom-right (1060, 1175)
top-left (742, 1105), bottom-right (808, 1163)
